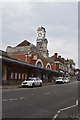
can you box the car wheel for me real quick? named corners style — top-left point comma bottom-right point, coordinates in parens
top-left (39, 83), bottom-right (42, 87)
top-left (32, 83), bottom-right (35, 87)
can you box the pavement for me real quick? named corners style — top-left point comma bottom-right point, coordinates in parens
top-left (69, 100), bottom-right (80, 120)
top-left (53, 102), bottom-right (79, 120)
top-left (2, 78), bottom-right (76, 90)
top-left (53, 82), bottom-right (80, 120)
top-left (69, 108), bottom-right (80, 119)
top-left (2, 82), bottom-right (55, 89)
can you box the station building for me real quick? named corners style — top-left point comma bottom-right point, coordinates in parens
top-left (1, 26), bottom-right (74, 85)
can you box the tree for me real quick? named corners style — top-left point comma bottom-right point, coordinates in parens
top-left (69, 59), bottom-right (75, 68)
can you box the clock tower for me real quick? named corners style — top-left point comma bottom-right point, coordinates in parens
top-left (36, 26), bottom-right (49, 58)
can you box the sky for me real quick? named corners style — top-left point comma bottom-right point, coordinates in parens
top-left (0, 1), bottom-right (78, 67)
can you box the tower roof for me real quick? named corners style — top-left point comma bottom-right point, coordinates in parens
top-left (37, 26), bottom-right (46, 32)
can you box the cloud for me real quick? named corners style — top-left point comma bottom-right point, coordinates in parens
top-left (2, 2), bottom-right (78, 67)
top-left (47, 36), bottom-right (78, 67)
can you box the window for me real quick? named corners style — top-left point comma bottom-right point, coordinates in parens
top-left (18, 73), bottom-right (21, 79)
top-left (47, 65), bottom-right (50, 70)
top-left (25, 74), bottom-right (27, 79)
top-left (11, 72), bottom-right (14, 79)
top-left (22, 74), bottom-right (24, 80)
top-left (37, 61), bottom-right (42, 68)
top-left (15, 73), bottom-right (17, 79)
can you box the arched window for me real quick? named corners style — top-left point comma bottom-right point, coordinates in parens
top-left (37, 61), bottom-right (42, 68)
top-left (47, 65), bottom-right (50, 69)
top-left (35, 59), bottom-right (44, 68)
top-left (46, 63), bottom-right (51, 70)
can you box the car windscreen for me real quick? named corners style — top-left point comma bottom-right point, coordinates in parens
top-left (63, 77), bottom-right (67, 80)
top-left (58, 77), bottom-right (63, 79)
top-left (27, 78), bottom-right (34, 81)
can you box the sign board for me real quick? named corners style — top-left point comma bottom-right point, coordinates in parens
top-left (33, 55), bottom-right (37, 60)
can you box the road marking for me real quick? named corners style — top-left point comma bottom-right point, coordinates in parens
top-left (10, 98), bottom-right (18, 101)
top-left (53, 110), bottom-right (61, 119)
top-left (3, 97), bottom-right (25, 102)
top-left (2, 99), bottom-right (8, 102)
top-left (53, 99), bottom-right (78, 120)
top-left (60, 104), bottom-right (77, 111)
top-left (20, 97), bottom-right (24, 100)
top-left (53, 114), bottom-right (58, 119)
top-left (3, 98), bottom-right (18, 102)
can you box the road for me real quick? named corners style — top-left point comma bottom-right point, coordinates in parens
top-left (2, 81), bottom-right (79, 119)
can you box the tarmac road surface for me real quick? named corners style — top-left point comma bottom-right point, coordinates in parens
top-left (2, 80), bottom-right (79, 119)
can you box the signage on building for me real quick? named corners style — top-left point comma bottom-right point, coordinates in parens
top-left (60, 70), bottom-right (64, 73)
top-left (33, 55), bottom-right (37, 60)
top-left (28, 54), bottom-right (32, 57)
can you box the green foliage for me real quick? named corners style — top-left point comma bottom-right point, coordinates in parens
top-left (69, 59), bottom-right (75, 68)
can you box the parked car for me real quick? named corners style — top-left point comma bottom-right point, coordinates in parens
top-left (21, 77), bottom-right (43, 87)
top-left (76, 74), bottom-right (80, 81)
top-left (55, 77), bottom-right (64, 84)
top-left (63, 77), bottom-right (70, 83)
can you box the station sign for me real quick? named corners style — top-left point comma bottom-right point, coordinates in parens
top-left (33, 55), bottom-right (37, 60)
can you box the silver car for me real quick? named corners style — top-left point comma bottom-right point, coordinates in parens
top-left (55, 77), bottom-right (64, 84)
top-left (21, 77), bottom-right (43, 87)
top-left (63, 77), bottom-right (70, 83)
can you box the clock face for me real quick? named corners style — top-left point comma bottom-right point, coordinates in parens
top-left (38, 32), bottom-right (42, 37)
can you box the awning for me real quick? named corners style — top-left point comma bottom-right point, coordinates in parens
top-left (2, 56), bottom-right (59, 75)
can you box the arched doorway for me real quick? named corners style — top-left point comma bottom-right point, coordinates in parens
top-left (35, 59), bottom-right (44, 79)
top-left (46, 63), bottom-right (52, 82)
top-left (35, 59), bottom-right (44, 68)
top-left (37, 61), bottom-right (42, 68)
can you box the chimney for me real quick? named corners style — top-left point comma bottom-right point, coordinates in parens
top-left (62, 58), bottom-right (65, 63)
top-left (58, 55), bottom-right (61, 58)
top-left (54, 53), bottom-right (58, 60)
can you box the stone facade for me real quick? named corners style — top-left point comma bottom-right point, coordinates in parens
top-left (36, 26), bottom-right (49, 58)
top-left (6, 40), bottom-right (32, 55)
top-left (4, 27), bottom-right (75, 83)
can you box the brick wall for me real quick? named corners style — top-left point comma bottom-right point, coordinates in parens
top-left (11, 54), bottom-right (26, 62)
top-left (11, 53), bottom-right (55, 71)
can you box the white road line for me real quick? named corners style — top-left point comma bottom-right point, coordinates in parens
top-left (3, 97), bottom-right (25, 102)
top-left (60, 104), bottom-right (77, 111)
top-left (20, 97), bottom-right (24, 100)
top-left (53, 111), bottom-right (60, 119)
top-left (2, 99), bottom-right (8, 102)
top-left (10, 98), bottom-right (18, 101)
top-left (57, 111), bottom-right (61, 114)
top-left (53, 114), bottom-right (58, 119)
top-left (53, 99), bottom-right (78, 120)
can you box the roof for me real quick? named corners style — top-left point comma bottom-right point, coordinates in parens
top-left (16, 40), bottom-right (31, 47)
top-left (37, 26), bottom-right (46, 31)
top-left (0, 50), bottom-right (10, 58)
top-left (50, 55), bottom-right (65, 63)
top-left (2, 51), bottom-right (59, 75)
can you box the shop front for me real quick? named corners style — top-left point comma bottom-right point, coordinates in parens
top-left (2, 55), bottom-right (59, 85)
